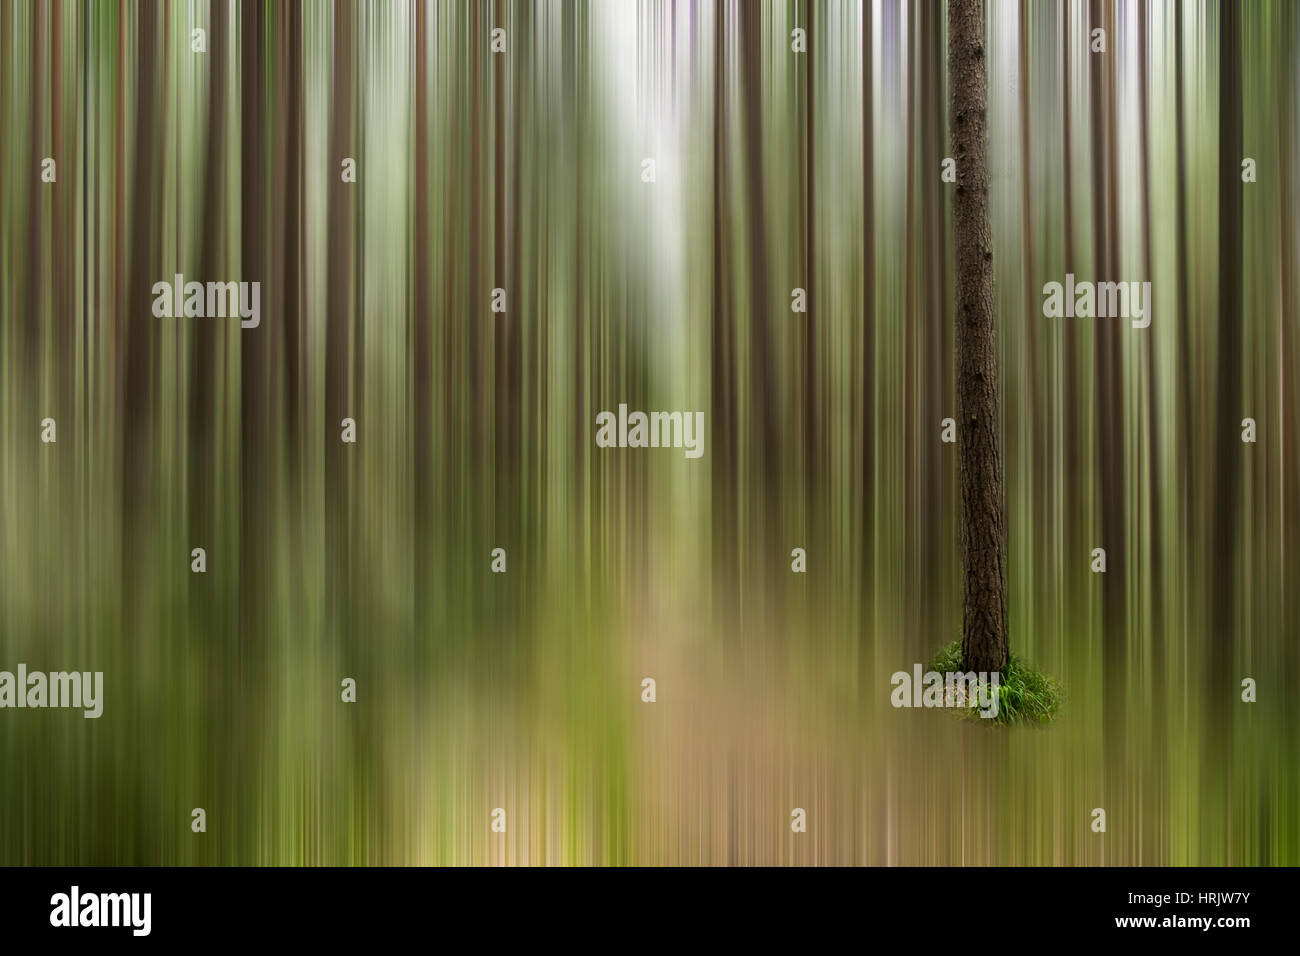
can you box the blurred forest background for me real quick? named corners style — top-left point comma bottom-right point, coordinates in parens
top-left (0, 0), bottom-right (1296, 864)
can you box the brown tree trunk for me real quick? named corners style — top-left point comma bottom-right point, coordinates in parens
top-left (860, 1), bottom-right (876, 610)
top-left (859, 0), bottom-right (876, 709)
top-left (949, 0), bottom-right (1008, 674)
top-left (1210, 0), bottom-right (1242, 728)
top-left (1138, 1), bottom-right (1167, 862)
top-left (123, 2), bottom-right (160, 634)
top-left (1280, 3), bottom-right (1300, 743)
top-left (1174, 0), bottom-right (1193, 537)
top-left (412, 0), bottom-right (433, 641)
top-left (739, 3), bottom-right (779, 499)
top-left (904, 1), bottom-right (915, 621)
top-left (710, 0), bottom-right (739, 626)
top-left (1138, 0), bottom-right (1167, 763)
top-left (802, 1), bottom-right (818, 495)
top-left (325, 0), bottom-right (355, 644)
top-left (191, 0), bottom-right (227, 578)
top-left (1018, 0), bottom-right (1044, 586)
top-left (920, 0), bottom-right (947, 650)
top-left (1061, 4), bottom-right (1080, 615)
top-left (280, 2), bottom-right (304, 485)
top-left (902, 2), bottom-right (917, 653)
top-left (1092, 0), bottom-right (1127, 770)
top-left (238, 0), bottom-right (268, 661)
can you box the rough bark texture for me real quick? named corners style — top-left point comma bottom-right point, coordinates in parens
top-left (949, 0), bottom-right (1008, 674)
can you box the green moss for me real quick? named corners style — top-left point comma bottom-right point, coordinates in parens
top-left (927, 641), bottom-right (1063, 726)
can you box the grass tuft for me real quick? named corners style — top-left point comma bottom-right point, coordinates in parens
top-left (927, 641), bottom-right (1062, 726)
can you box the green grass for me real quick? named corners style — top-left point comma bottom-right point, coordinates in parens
top-left (927, 641), bottom-right (1063, 726)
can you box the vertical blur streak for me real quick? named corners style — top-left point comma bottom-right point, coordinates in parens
top-left (1136, 0), bottom-right (1167, 865)
top-left (0, 0), bottom-right (1296, 865)
top-left (1206, 0), bottom-right (1242, 858)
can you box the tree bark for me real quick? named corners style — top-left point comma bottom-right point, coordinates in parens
top-left (803, 1), bottom-right (818, 495)
top-left (710, 0), bottom-right (739, 623)
top-left (325, 0), bottom-right (355, 645)
top-left (860, 2), bottom-right (876, 602)
top-left (949, 0), bottom-right (1008, 673)
top-left (1209, 0), bottom-right (1242, 724)
top-left (238, 0), bottom-right (268, 661)
top-left (1174, 0), bottom-right (1193, 536)
top-left (1061, 4), bottom-right (1080, 613)
top-left (921, 0), bottom-right (947, 648)
top-left (191, 0), bottom-right (228, 580)
top-left (1138, 0), bottom-right (1167, 766)
top-left (1091, 0), bottom-right (1126, 768)
top-left (739, 3), bottom-right (779, 498)
top-left (1018, 0), bottom-right (1044, 583)
top-left (859, 0), bottom-right (877, 712)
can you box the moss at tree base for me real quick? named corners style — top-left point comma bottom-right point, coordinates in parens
top-left (927, 641), bottom-right (1063, 726)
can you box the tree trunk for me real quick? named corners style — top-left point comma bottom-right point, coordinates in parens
top-left (739, 3), bottom-right (779, 498)
top-left (1210, 0), bottom-right (1242, 726)
top-left (1174, 0), bottom-right (1193, 537)
top-left (238, 0), bottom-right (268, 663)
top-left (1138, 0), bottom-right (1167, 771)
top-left (859, 1), bottom-right (877, 702)
top-left (921, 0), bottom-right (947, 650)
top-left (1061, 3), bottom-right (1080, 616)
top-left (1018, 0), bottom-right (1044, 590)
top-left (949, 0), bottom-right (1008, 674)
top-left (325, 0), bottom-right (355, 646)
top-left (1091, 0), bottom-right (1126, 770)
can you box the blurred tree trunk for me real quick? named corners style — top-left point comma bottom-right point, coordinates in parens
top-left (1092, 0), bottom-right (1127, 772)
top-left (413, 0), bottom-right (432, 636)
top-left (920, 0), bottom-right (947, 650)
top-left (1174, 0), bottom-right (1193, 530)
top-left (949, 0), bottom-right (1008, 673)
top-left (739, 3), bottom-right (779, 499)
top-left (238, 0), bottom-right (268, 660)
top-left (191, 0), bottom-right (228, 606)
top-left (123, 2), bottom-right (160, 635)
top-left (711, 0), bottom-right (739, 625)
top-left (1138, 2), bottom-right (1167, 859)
top-left (1210, 0), bottom-right (1242, 724)
top-left (280, 3), bottom-right (304, 486)
top-left (1061, 4), bottom-right (1080, 614)
top-left (903, 1), bottom-right (917, 636)
top-left (1138, 0), bottom-right (1166, 760)
top-left (1018, 0), bottom-right (1043, 586)
top-left (325, 1), bottom-right (354, 642)
top-left (802, 1), bottom-right (818, 494)
top-left (859, 2), bottom-right (877, 699)
top-left (1281, 1), bottom-right (1300, 741)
